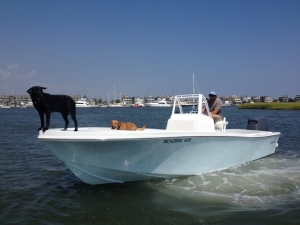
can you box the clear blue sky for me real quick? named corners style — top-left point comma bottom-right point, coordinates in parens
top-left (1, 0), bottom-right (299, 99)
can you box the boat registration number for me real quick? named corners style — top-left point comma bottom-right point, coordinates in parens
top-left (163, 138), bottom-right (192, 143)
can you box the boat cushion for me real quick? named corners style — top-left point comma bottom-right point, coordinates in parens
top-left (166, 114), bottom-right (215, 132)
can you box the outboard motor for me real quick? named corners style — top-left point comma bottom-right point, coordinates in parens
top-left (247, 118), bottom-right (268, 131)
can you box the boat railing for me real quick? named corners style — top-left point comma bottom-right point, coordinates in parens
top-left (167, 94), bottom-right (215, 132)
top-left (172, 94), bottom-right (211, 117)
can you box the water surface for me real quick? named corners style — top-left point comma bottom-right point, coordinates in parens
top-left (0, 107), bottom-right (299, 224)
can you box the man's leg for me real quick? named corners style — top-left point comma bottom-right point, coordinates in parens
top-left (212, 115), bottom-right (223, 123)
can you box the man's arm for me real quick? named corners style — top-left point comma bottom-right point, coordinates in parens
top-left (210, 108), bottom-right (220, 115)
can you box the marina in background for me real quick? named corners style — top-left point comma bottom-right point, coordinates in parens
top-left (1, 93), bottom-right (300, 108)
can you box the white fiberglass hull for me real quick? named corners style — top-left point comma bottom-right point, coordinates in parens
top-left (38, 128), bottom-right (280, 185)
top-left (144, 103), bottom-right (171, 107)
top-left (75, 104), bottom-right (92, 107)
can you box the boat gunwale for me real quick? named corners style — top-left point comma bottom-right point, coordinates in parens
top-left (37, 127), bottom-right (280, 141)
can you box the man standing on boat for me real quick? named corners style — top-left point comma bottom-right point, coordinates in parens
top-left (203, 91), bottom-right (223, 123)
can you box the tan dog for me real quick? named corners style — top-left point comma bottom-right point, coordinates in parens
top-left (110, 120), bottom-right (146, 131)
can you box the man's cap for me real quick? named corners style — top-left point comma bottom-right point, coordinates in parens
top-left (209, 91), bottom-right (217, 96)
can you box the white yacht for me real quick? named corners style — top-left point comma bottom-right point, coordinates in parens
top-left (145, 98), bottom-right (172, 107)
top-left (75, 98), bottom-right (91, 107)
top-left (108, 103), bottom-right (123, 107)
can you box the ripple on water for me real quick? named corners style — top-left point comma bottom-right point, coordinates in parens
top-left (160, 152), bottom-right (300, 210)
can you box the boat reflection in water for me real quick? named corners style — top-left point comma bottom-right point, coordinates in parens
top-left (38, 93), bottom-right (280, 185)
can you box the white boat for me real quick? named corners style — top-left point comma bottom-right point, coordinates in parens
top-left (178, 100), bottom-right (197, 107)
top-left (145, 98), bottom-right (172, 107)
top-left (108, 103), bottom-right (123, 107)
top-left (222, 100), bottom-right (232, 106)
top-left (19, 101), bottom-right (28, 108)
top-left (38, 94), bottom-right (280, 185)
top-left (131, 97), bottom-right (145, 107)
top-left (75, 98), bottom-right (92, 107)
top-left (131, 102), bottom-right (144, 107)
top-left (0, 104), bottom-right (12, 108)
top-left (26, 101), bottom-right (34, 108)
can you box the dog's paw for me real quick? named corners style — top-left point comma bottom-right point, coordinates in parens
top-left (74, 128), bottom-right (78, 131)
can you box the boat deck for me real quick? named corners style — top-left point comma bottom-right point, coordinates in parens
top-left (38, 127), bottom-right (280, 141)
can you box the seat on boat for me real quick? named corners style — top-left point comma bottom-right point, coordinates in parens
top-left (214, 117), bottom-right (228, 133)
top-left (166, 114), bottom-right (215, 132)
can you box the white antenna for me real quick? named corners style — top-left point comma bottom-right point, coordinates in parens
top-left (193, 74), bottom-right (200, 93)
top-left (193, 74), bottom-right (195, 94)
top-left (192, 74), bottom-right (195, 110)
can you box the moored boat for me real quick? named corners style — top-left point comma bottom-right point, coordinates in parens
top-left (75, 98), bottom-right (92, 107)
top-left (222, 100), bottom-right (232, 106)
top-left (38, 94), bottom-right (280, 185)
top-left (131, 102), bottom-right (144, 107)
top-left (144, 97), bottom-right (171, 107)
top-left (20, 101), bottom-right (28, 108)
top-left (0, 104), bottom-right (12, 108)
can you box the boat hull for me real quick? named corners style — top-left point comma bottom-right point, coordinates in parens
top-left (39, 129), bottom-right (280, 185)
top-left (144, 103), bottom-right (171, 107)
top-left (75, 104), bottom-right (92, 107)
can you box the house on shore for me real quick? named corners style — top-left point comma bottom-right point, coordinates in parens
top-left (241, 95), bottom-right (252, 103)
top-left (261, 96), bottom-right (273, 103)
top-left (279, 95), bottom-right (289, 102)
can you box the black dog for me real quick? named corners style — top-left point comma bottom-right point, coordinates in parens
top-left (27, 86), bottom-right (78, 132)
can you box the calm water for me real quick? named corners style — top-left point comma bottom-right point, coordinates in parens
top-left (0, 107), bottom-right (299, 224)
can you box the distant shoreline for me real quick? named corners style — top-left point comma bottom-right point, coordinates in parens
top-left (238, 102), bottom-right (300, 110)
